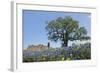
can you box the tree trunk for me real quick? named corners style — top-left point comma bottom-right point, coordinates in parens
top-left (64, 39), bottom-right (68, 47)
top-left (63, 31), bottom-right (68, 47)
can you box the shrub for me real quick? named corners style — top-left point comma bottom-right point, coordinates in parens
top-left (23, 43), bottom-right (91, 62)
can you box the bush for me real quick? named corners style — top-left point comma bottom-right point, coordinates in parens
top-left (23, 43), bottom-right (91, 62)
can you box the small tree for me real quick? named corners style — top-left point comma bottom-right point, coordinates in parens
top-left (47, 42), bottom-right (50, 48)
top-left (45, 16), bottom-right (90, 47)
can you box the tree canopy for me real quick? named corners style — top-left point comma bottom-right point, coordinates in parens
top-left (45, 16), bottom-right (90, 47)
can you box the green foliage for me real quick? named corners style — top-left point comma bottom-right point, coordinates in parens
top-left (23, 43), bottom-right (91, 62)
top-left (45, 16), bottom-right (90, 47)
top-left (23, 56), bottom-right (35, 62)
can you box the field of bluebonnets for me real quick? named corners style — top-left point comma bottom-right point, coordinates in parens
top-left (23, 42), bottom-right (91, 62)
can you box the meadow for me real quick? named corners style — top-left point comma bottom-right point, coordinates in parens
top-left (23, 42), bottom-right (91, 62)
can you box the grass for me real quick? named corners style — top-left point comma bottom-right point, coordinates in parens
top-left (23, 43), bottom-right (91, 62)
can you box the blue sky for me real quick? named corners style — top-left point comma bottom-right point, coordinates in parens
top-left (23, 10), bottom-right (91, 49)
